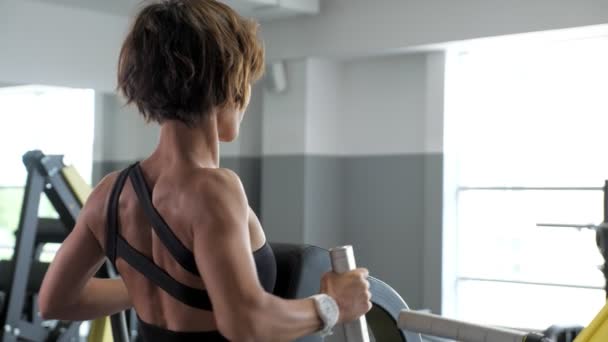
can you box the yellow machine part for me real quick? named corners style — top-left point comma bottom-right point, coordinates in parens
top-left (61, 166), bottom-right (114, 342)
top-left (61, 166), bottom-right (92, 206)
top-left (574, 301), bottom-right (608, 342)
top-left (87, 318), bottom-right (114, 342)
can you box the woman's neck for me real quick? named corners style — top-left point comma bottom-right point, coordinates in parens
top-left (152, 116), bottom-right (220, 168)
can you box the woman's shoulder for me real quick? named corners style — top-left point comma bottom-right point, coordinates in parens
top-left (85, 170), bottom-right (122, 212)
top-left (181, 167), bottom-right (249, 231)
top-left (73, 170), bottom-right (124, 244)
top-left (186, 167), bottom-right (247, 206)
top-left (184, 166), bottom-right (241, 191)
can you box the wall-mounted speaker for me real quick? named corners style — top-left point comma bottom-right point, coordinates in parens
top-left (265, 61), bottom-right (287, 93)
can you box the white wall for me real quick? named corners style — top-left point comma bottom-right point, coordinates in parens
top-left (305, 59), bottom-right (342, 155)
top-left (339, 54), bottom-right (428, 155)
top-left (422, 52), bottom-right (446, 314)
top-left (93, 94), bottom-right (159, 162)
top-left (262, 0), bottom-right (608, 60)
top-left (0, 0), bottom-right (129, 92)
top-left (261, 54), bottom-right (431, 156)
top-left (236, 85), bottom-right (264, 157)
top-left (221, 84), bottom-right (265, 157)
top-left (424, 53), bottom-right (446, 154)
top-left (262, 59), bottom-right (309, 155)
top-left (3, 0), bottom-right (606, 98)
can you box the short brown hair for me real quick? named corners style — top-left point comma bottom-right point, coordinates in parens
top-left (117, 0), bottom-right (264, 125)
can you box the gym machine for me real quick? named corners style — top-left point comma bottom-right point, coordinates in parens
top-left (533, 180), bottom-right (608, 341)
top-left (536, 180), bottom-right (608, 299)
top-left (275, 243), bottom-right (555, 342)
top-left (270, 243), bottom-right (423, 342)
top-left (384, 181), bottom-right (608, 342)
top-left (0, 151), bottom-right (131, 342)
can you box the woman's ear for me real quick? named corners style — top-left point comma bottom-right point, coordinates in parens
top-left (241, 84), bottom-right (252, 111)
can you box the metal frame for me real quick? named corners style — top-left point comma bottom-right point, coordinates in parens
top-left (456, 276), bottom-right (604, 291)
top-left (1, 159), bottom-right (48, 342)
top-left (0, 151), bottom-right (129, 342)
top-left (367, 276), bottom-right (422, 342)
top-left (598, 181), bottom-right (608, 298)
top-left (458, 181), bottom-right (608, 298)
top-left (458, 186), bottom-right (603, 191)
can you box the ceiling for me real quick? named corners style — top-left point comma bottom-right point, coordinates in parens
top-left (30, 0), bottom-right (319, 21)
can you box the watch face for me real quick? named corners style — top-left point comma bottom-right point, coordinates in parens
top-left (319, 296), bottom-right (339, 326)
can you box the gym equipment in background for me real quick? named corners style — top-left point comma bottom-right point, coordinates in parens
top-left (535, 180), bottom-right (608, 341)
top-left (536, 180), bottom-right (608, 298)
top-left (0, 151), bottom-right (131, 342)
top-left (393, 181), bottom-right (608, 342)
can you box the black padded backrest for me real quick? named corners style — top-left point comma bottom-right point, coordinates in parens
top-left (271, 243), bottom-right (330, 342)
top-left (269, 243), bottom-right (423, 342)
top-left (271, 243), bottom-right (331, 299)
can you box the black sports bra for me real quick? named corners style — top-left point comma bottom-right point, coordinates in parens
top-left (105, 163), bottom-right (277, 341)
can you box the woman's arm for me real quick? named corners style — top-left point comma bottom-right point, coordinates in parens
top-left (190, 169), bottom-right (371, 342)
top-left (38, 181), bottom-right (132, 320)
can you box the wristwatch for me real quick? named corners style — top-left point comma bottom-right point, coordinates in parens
top-left (310, 294), bottom-right (339, 337)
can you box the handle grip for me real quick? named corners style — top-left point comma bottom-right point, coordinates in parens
top-left (329, 246), bottom-right (371, 342)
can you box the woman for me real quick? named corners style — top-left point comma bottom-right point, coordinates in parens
top-left (38, 0), bottom-right (371, 341)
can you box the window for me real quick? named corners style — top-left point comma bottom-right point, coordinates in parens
top-left (0, 85), bottom-right (95, 260)
top-left (445, 35), bottom-right (608, 329)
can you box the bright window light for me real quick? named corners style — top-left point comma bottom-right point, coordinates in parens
top-left (445, 35), bottom-right (608, 329)
top-left (0, 85), bottom-right (95, 186)
top-left (0, 84), bottom-right (95, 258)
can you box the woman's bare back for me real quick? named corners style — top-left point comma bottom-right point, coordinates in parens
top-left (88, 158), bottom-right (267, 332)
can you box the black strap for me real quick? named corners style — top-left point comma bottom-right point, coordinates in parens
top-left (106, 165), bottom-right (135, 267)
top-left (105, 164), bottom-right (213, 310)
top-left (116, 236), bottom-right (213, 310)
top-left (128, 163), bottom-right (200, 276)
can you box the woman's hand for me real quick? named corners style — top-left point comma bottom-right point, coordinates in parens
top-left (320, 268), bottom-right (372, 324)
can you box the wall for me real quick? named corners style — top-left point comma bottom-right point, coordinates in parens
top-left (221, 87), bottom-right (265, 214)
top-left (92, 93), bottom-right (158, 181)
top-left (1, 0), bottom-right (606, 93)
top-left (422, 52), bottom-right (445, 314)
top-left (0, 0), bottom-right (129, 92)
top-left (255, 53), bottom-right (445, 312)
top-left (337, 54), bottom-right (440, 311)
top-left (262, 0), bottom-right (608, 60)
top-left (259, 58), bottom-right (347, 248)
top-left (303, 60), bottom-right (344, 249)
top-left (259, 59), bottom-right (308, 241)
